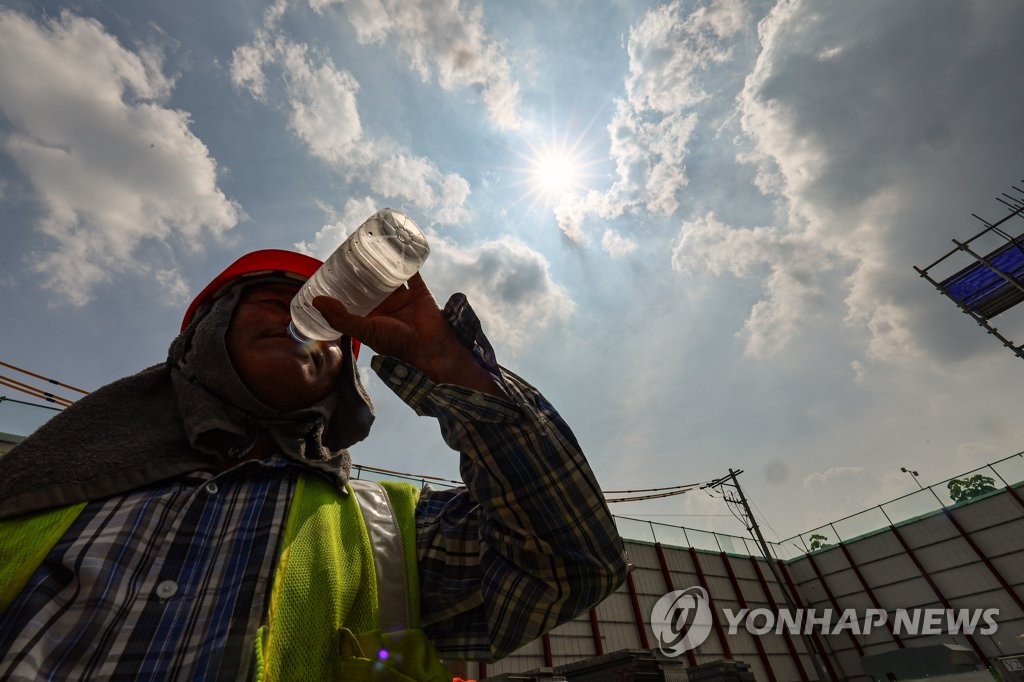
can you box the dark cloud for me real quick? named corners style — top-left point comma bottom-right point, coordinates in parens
top-left (735, 0), bottom-right (1024, 364)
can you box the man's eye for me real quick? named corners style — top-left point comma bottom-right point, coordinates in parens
top-left (256, 298), bottom-right (290, 311)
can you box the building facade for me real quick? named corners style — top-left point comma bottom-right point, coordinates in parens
top-left (463, 476), bottom-right (1024, 682)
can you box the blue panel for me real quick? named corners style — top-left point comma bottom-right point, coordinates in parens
top-left (941, 241), bottom-right (1024, 319)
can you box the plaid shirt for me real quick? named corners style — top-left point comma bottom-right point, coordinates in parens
top-left (0, 295), bottom-right (627, 681)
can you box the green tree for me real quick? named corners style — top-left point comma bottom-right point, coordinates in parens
top-left (808, 533), bottom-right (831, 551)
top-left (947, 474), bottom-right (997, 504)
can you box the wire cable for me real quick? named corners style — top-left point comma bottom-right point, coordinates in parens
top-left (0, 360), bottom-right (89, 395)
top-left (352, 463), bottom-right (462, 486)
top-left (613, 513), bottom-right (735, 518)
top-left (724, 493), bottom-right (750, 530)
top-left (0, 377), bottom-right (72, 407)
top-left (0, 377), bottom-right (66, 405)
top-left (0, 374), bottom-right (74, 406)
top-left (0, 395), bottom-right (63, 412)
top-left (748, 496), bottom-right (786, 542)
top-left (605, 488), bottom-right (700, 503)
top-left (602, 483), bottom-right (700, 494)
top-left (352, 465), bottom-right (716, 504)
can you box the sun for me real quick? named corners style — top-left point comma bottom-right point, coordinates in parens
top-left (505, 122), bottom-right (602, 209)
top-left (531, 149), bottom-right (581, 201)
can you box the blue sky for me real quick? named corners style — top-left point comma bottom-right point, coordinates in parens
top-left (1, 0), bottom-right (1023, 538)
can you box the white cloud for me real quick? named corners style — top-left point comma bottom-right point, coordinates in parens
top-left (601, 229), bottom-right (638, 258)
top-left (296, 196), bottom-right (379, 257)
top-left (232, 32), bottom-right (362, 164)
top-left (736, 0), bottom-right (1024, 364)
top-left (309, 0), bottom-right (521, 130)
top-left (276, 39), bottom-right (364, 163)
top-left (862, 302), bottom-right (922, 364)
top-left (264, 0), bottom-right (290, 26)
top-left (850, 359), bottom-right (866, 385)
top-left (555, 0), bottom-right (744, 241)
top-left (802, 466), bottom-right (867, 490)
top-left (362, 150), bottom-right (471, 224)
top-left (554, 189), bottom-right (612, 245)
top-left (154, 269), bottom-right (191, 306)
top-left (231, 32), bottom-right (471, 226)
top-left (0, 10), bottom-right (238, 305)
top-left (642, 111), bottom-right (700, 215)
top-left (229, 38), bottom-right (269, 100)
top-left (816, 46), bottom-right (843, 61)
top-left (700, 0), bottom-right (748, 38)
top-left (672, 212), bottom-right (835, 357)
top-left (425, 236), bottom-right (575, 353)
top-left (625, 0), bottom-right (746, 113)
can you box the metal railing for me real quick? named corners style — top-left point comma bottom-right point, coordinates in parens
top-left (612, 514), bottom-right (766, 555)
top-left (778, 451), bottom-right (1024, 559)
top-left (352, 451), bottom-right (1024, 561)
top-left (613, 451), bottom-right (1024, 562)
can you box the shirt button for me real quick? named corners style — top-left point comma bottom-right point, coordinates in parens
top-left (156, 580), bottom-right (178, 599)
top-left (393, 365), bottom-right (408, 379)
top-left (204, 481), bottom-right (219, 495)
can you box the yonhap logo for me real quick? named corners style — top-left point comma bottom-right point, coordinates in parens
top-left (650, 585), bottom-right (1000, 659)
top-left (651, 586), bottom-right (714, 657)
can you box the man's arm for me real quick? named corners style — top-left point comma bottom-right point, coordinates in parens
top-left (371, 294), bottom-right (628, 661)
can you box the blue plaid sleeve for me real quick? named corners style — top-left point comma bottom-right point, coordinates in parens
top-left (370, 293), bottom-right (628, 661)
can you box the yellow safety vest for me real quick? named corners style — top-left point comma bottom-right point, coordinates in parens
top-left (0, 476), bottom-right (452, 681)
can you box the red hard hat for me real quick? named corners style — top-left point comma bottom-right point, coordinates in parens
top-left (181, 249), bottom-right (360, 358)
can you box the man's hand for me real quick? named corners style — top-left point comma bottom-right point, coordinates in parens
top-left (312, 274), bottom-right (502, 395)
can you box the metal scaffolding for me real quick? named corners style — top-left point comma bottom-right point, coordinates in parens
top-left (915, 180), bottom-right (1024, 360)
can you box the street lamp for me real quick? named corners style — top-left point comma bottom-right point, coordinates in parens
top-left (900, 466), bottom-right (925, 491)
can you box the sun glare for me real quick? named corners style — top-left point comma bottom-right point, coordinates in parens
top-left (507, 123), bottom-right (602, 209)
top-left (531, 150), bottom-right (580, 201)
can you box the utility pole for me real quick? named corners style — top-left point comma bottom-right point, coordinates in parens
top-left (714, 468), bottom-right (833, 682)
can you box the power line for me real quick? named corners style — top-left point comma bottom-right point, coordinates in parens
top-left (610, 513), bottom-right (735, 518)
top-left (605, 488), bottom-right (699, 503)
top-left (0, 376), bottom-right (73, 407)
top-left (748, 495), bottom-right (786, 543)
top-left (0, 395), bottom-right (63, 412)
top-left (0, 373), bottom-right (75, 404)
top-left (352, 463), bottom-right (462, 486)
top-left (0, 359), bottom-right (89, 395)
top-left (351, 461), bottom-right (716, 505)
top-left (604, 475), bottom-right (732, 503)
top-left (603, 483), bottom-right (700, 494)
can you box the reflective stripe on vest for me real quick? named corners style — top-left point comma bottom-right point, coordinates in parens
top-left (348, 480), bottom-right (412, 632)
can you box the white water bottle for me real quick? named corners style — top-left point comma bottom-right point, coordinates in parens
top-left (288, 208), bottom-right (430, 343)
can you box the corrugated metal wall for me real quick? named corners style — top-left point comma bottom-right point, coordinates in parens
top-left (462, 484), bottom-right (1024, 681)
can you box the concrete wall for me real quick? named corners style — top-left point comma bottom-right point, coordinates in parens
top-left (0, 432), bottom-right (23, 457)
top-left (787, 485), bottom-right (1024, 681)
top-left (464, 484), bottom-right (1024, 682)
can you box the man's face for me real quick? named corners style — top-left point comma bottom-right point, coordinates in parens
top-left (225, 282), bottom-right (344, 411)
